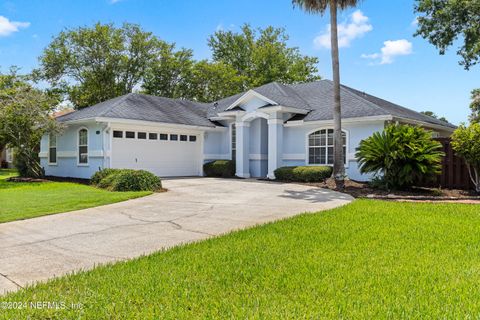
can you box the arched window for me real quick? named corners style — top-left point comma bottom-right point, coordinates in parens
top-left (308, 129), bottom-right (346, 165)
top-left (78, 128), bottom-right (88, 165)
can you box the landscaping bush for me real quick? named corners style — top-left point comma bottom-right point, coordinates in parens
top-left (90, 168), bottom-right (119, 185)
top-left (356, 124), bottom-right (444, 190)
top-left (274, 166), bottom-right (332, 182)
top-left (451, 123), bottom-right (480, 193)
top-left (91, 168), bottom-right (161, 192)
top-left (203, 160), bottom-right (236, 178)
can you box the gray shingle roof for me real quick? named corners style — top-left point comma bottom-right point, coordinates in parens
top-left (56, 93), bottom-right (216, 128)
top-left (208, 80), bottom-right (455, 129)
top-left (59, 80), bottom-right (455, 130)
top-left (340, 84), bottom-right (456, 128)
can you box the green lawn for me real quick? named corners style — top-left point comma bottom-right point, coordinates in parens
top-left (0, 169), bottom-right (151, 223)
top-left (2, 200), bottom-right (480, 318)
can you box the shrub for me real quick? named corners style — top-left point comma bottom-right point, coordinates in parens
top-left (356, 124), bottom-right (444, 190)
top-left (110, 170), bottom-right (162, 192)
top-left (91, 168), bottom-right (119, 185)
top-left (91, 168), bottom-right (161, 192)
top-left (274, 166), bottom-right (332, 182)
top-left (203, 160), bottom-right (236, 178)
top-left (451, 123), bottom-right (480, 193)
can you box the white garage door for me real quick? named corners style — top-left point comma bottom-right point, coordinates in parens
top-left (111, 130), bottom-right (202, 177)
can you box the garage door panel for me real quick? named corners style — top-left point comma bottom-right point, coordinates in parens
top-left (111, 134), bottom-right (201, 177)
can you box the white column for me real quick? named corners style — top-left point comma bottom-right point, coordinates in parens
top-left (267, 117), bottom-right (283, 179)
top-left (235, 121), bottom-right (250, 178)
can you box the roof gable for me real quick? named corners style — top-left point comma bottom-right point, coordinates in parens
top-left (225, 89), bottom-right (278, 111)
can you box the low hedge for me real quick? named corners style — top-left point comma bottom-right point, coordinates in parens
top-left (204, 160), bottom-right (236, 178)
top-left (91, 168), bottom-right (161, 192)
top-left (274, 166), bottom-right (332, 182)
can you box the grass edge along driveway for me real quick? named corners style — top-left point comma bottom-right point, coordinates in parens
top-left (0, 169), bottom-right (151, 223)
top-left (2, 199), bottom-right (480, 318)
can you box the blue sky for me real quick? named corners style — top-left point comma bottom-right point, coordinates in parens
top-left (0, 0), bottom-right (477, 124)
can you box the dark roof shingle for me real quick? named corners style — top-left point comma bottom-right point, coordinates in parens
top-left (58, 81), bottom-right (455, 130)
top-left (57, 93), bottom-right (217, 128)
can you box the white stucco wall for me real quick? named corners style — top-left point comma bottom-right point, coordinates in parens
top-left (40, 122), bottom-right (107, 179)
top-left (203, 120), bottom-right (230, 162)
top-left (283, 121), bottom-right (385, 181)
top-left (40, 116), bottom-right (385, 181)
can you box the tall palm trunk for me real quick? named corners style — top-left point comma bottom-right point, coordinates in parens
top-left (329, 0), bottom-right (345, 189)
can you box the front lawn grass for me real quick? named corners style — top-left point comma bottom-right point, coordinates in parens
top-left (2, 200), bottom-right (480, 318)
top-left (0, 169), bottom-right (151, 223)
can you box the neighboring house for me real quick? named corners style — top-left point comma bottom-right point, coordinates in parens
top-left (39, 80), bottom-right (455, 181)
top-left (0, 147), bottom-right (14, 168)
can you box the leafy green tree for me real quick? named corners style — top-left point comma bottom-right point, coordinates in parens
top-left (356, 124), bottom-right (444, 190)
top-left (187, 61), bottom-right (247, 102)
top-left (141, 44), bottom-right (194, 99)
top-left (451, 123), bottom-right (480, 193)
top-left (208, 24), bottom-right (320, 89)
top-left (420, 110), bottom-right (448, 122)
top-left (40, 22), bottom-right (164, 109)
top-left (0, 68), bottom-right (61, 177)
top-left (292, 0), bottom-right (361, 190)
top-left (470, 89), bottom-right (480, 124)
top-left (415, 0), bottom-right (480, 70)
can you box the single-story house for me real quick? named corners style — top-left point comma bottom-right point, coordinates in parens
top-left (40, 80), bottom-right (455, 181)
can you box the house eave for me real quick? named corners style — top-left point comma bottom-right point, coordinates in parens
top-left (392, 117), bottom-right (456, 132)
top-left (259, 105), bottom-right (310, 115)
top-left (216, 110), bottom-right (246, 118)
top-left (61, 117), bottom-right (224, 131)
top-left (284, 115), bottom-right (393, 127)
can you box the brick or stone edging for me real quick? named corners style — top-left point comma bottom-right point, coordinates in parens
top-left (363, 194), bottom-right (480, 201)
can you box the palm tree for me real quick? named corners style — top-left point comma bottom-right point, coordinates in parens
top-left (293, 0), bottom-right (361, 189)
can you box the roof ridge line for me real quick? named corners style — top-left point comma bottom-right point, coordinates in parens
top-left (97, 92), bottom-right (133, 117)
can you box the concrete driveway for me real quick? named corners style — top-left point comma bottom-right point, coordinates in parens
top-left (0, 178), bottom-right (352, 294)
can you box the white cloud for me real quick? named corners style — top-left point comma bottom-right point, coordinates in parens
top-left (361, 39), bottom-right (413, 64)
top-left (314, 10), bottom-right (372, 49)
top-left (0, 16), bottom-right (30, 37)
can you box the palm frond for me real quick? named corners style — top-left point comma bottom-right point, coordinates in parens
top-left (292, 0), bottom-right (362, 13)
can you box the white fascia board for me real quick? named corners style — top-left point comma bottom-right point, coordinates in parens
top-left (216, 110), bottom-right (246, 117)
top-left (225, 90), bottom-right (278, 111)
top-left (260, 105), bottom-right (310, 115)
top-left (284, 115), bottom-right (393, 127)
top-left (392, 117), bottom-right (456, 132)
top-left (59, 118), bottom-right (97, 125)
top-left (209, 116), bottom-right (235, 121)
top-left (93, 117), bottom-right (221, 131)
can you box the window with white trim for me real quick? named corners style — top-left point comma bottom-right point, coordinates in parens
top-left (308, 129), bottom-right (346, 165)
top-left (49, 134), bottom-right (57, 164)
top-left (231, 123), bottom-right (236, 160)
top-left (78, 129), bottom-right (88, 165)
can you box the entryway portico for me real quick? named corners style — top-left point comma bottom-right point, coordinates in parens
top-left (214, 87), bottom-right (310, 179)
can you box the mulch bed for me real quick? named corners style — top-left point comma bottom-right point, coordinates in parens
top-left (44, 176), bottom-right (91, 185)
top-left (6, 176), bottom-right (91, 184)
top-left (6, 177), bottom-right (49, 183)
top-left (303, 178), bottom-right (480, 203)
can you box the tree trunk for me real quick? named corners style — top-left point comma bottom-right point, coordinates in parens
top-left (467, 164), bottom-right (480, 194)
top-left (329, 0), bottom-right (345, 190)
